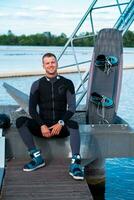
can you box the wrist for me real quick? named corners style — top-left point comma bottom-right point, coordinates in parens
top-left (58, 120), bottom-right (65, 126)
top-left (41, 124), bottom-right (47, 128)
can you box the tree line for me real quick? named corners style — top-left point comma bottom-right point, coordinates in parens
top-left (0, 30), bottom-right (134, 47)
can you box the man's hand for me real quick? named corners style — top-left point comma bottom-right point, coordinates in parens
top-left (49, 123), bottom-right (63, 136)
top-left (41, 125), bottom-right (52, 138)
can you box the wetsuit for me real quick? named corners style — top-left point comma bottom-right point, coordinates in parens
top-left (16, 75), bottom-right (80, 155)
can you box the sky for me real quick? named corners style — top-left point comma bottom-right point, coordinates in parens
top-left (0, 0), bottom-right (133, 36)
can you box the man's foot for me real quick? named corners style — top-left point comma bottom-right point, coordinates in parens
top-left (69, 154), bottom-right (84, 180)
top-left (23, 149), bottom-right (45, 172)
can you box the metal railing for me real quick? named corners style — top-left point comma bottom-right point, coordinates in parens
top-left (57, 0), bottom-right (134, 108)
top-left (114, 0), bottom-right (134, 34)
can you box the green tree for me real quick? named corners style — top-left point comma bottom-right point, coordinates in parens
top-left (123, 30), bottom-right (134, 47)
top-left (0, 30), bottom-right (134, 47)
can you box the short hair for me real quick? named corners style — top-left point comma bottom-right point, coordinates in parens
top-left (42, 53), bottom-right (57, 63)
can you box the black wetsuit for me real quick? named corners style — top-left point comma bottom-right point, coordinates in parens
top-left (16, 75), bottom-right (80, 155)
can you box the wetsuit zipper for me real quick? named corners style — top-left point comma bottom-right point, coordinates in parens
top-left (51, 82), bottom-right (55, 121)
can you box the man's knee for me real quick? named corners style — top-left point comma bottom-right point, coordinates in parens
top-left (16, 116), bottom-right (29, 129)
top-left (66, 120), bottom-right (79, 129)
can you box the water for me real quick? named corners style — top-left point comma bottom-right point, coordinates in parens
top-left (0, 46), bottom-right (133, 73)
top-left (0, 46), bottom-right (134, 199)
top-left (0, 46), bottom-right (93, 73)
top-left (106, 158), bottom-right (134, 200)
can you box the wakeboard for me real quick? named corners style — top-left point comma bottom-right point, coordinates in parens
top-left (86, 28), bottom-right (123, 124)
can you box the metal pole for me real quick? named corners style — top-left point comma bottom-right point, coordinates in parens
top-left (57, 0), bottom-right (98, 61)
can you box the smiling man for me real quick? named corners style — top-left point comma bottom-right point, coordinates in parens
top-left (16, 52), bottom-right (84, 180)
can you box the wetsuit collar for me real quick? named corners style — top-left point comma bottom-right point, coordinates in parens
top-left (45, 75), bottom-right (60, 82)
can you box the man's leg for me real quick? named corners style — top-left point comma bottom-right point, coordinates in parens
top-left (16, 116), bottom-right (45, 171)
top-left (68, 128), bottom-right (80, 155)
top-left (66, 120), bottom-right (84, 180)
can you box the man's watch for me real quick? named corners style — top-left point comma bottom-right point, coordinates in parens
top-left (58, 120), bottom-right (65, 126)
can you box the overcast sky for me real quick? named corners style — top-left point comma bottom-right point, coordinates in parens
top-left (0, 0), bottom-right (133, 36)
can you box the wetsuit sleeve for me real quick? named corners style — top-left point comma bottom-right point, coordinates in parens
top-left (29, 80), bottom-right (44, 126)
top-left (61, 81), bottom-right (76, 122)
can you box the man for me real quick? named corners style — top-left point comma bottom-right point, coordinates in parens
top-left (16, 53), bottom-right (84, 180)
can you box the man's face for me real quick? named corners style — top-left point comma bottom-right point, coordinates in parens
top-left (43, 56), bottom-right (58, 76)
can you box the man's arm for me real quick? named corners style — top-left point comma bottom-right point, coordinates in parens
top-left (29, 80), bottom-right (52, 138)
top-left (61, 81), bottom-right (76, 122)
top-left (29, 80), bottom-right (44, 126)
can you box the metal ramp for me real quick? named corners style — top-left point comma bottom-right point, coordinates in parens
top-left (3, 82), bottom-right (29, 113)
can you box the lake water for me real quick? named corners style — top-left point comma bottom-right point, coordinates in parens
top-left (0, 46), bottom-right (134, 199)
top-left (0, 46), bottom-right (133, 73)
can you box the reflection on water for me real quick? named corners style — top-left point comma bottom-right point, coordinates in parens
top-left (88, 181), bottom-right (105, 200)
top-left (84, 159), bottom-right (105, 200)
top-left (85, 158), bottom-right (134, 199)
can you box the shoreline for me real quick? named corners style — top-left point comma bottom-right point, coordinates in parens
top-left (0, 65), bottom-right (134, 78)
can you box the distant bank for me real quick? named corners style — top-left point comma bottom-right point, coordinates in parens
top-left (0, 65), bottom-right (134, 78)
